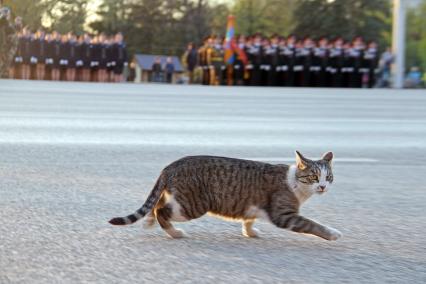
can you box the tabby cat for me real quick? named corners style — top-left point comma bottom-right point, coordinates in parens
top-left (109, 151), bottom-right (342, 240)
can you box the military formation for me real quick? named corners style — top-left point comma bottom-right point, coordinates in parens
top-left (9, 29), bottom-right (128, 82)
top-left (195, 34), bottom-right (379, 88)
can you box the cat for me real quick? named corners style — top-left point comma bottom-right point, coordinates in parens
top-left (109, 151), bottom-right (342, 241)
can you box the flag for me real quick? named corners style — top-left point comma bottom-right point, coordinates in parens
top-left (224, 15), bottom-right (236, 65)
top-left (224, 15), bottom-right (248, 66)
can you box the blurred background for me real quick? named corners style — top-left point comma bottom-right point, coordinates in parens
top-left (1, 0), bottom-right (425, 88)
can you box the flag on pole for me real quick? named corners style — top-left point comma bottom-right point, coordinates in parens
top-left (224, 15), bottom-right (248, 66)
top-left (224, 15), bottom-right (236, 65)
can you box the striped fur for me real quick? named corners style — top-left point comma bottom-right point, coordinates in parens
top-left (109, 152), bottom-right (341, 241)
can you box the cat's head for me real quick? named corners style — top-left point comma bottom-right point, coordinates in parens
top-left (294, 151), bottom-right (334, 194)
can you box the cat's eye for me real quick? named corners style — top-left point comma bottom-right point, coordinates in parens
top-left (309, 175), bottom-right (319, 182)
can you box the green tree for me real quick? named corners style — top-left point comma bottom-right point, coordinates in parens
top-left (3, 0), bottom-right (50, 30)
top-left (48, 0), bottom-right (88, 34)
top-left (232, 0), bottom-right (297, 36)
top-left (293, 0), bottom-right (390, 45)
top-left (406, 0), bottom-right (426, 72)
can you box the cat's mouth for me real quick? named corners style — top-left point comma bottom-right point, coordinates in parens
top-left (316, 190), bottom-right (327, 194)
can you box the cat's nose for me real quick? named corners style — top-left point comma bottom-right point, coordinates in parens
top-left (318, 185), bottom-right (326, 191)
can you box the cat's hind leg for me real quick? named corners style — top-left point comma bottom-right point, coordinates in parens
top-left (142, 210), bottom-right (156, 229)
top-left (155, 204), bottom-right (185, 238)
top-left (242, 219), bottom-right (259, 238)
top-left (155, 193), bottom-right (189, 238)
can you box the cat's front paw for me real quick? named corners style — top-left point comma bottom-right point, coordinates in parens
top-left (242, 228), bottom-right (260, 238)
top-left (325, 227), bottom-right (342, 241)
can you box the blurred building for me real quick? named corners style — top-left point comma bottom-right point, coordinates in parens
top-left (133, 54), bottom-right (183, 83)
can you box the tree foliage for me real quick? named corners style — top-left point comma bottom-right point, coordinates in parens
top-left (406, 0), bottom-right (426, 71)
top-left (232, 0), bottom-right (297, 36)
top-left (293, 0), bottom-right (391, 45)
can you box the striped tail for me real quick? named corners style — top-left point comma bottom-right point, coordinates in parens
top-left (109, 176), bottom-right (165, 226)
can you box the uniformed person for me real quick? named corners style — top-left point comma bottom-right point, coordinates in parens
top-left (20, 28), bottom-right (31, 80)
top-left (58, 34), bottom-right (70, 80)
top-left (283, 35), bottom-right (296, 86)
top-left (82, 34), bottom-right (91, 81)
top-left (247, 34), bottom-right (262, 86)
top-left (98, 33), bottom-right (108, 82)
top-left (361, 41), bottom-right (379, 88)
top-left (90, 35), bottom-right (101, 82)
top-left (51, 31), bottom-right (61, 81)
top-left (293, 39), bottom-right (309, 87)
top-left (211, 36), bottom-right (224, 85)
top-left (265, 36), bottom-right (279, 86)
top-left (233, 35), bottom-right (246, 86)
top-left (260, 37), bottom-right (270, 86)
top-left (74, 35), bottom-right (84, 81)
top-left (106, 36), bottom-right (114, 82)
top-left (34, 30), bottom-right (46, 80)
top-left (349, 36), bottom-right (364, 88)
top-left (44, 33), bottom-right (54, 80)
top-left (327, 37), bottom-right (344, 87)
top-left (311, 37), bottom-right (328, 87)
top-left (301, 37), bottom-right (314, 87)
top-left (12, 29), bottom-right (24, 79)
top-left (113, 32), bottom-right (128, 82)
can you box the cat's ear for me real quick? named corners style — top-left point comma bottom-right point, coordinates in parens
top-left (295, 150), bottom-right (308, 170)
top-left (322, 151), bottom-right (334, 163)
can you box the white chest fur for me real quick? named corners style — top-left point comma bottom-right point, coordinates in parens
top-left (286, 165), bottom-right (315, 204)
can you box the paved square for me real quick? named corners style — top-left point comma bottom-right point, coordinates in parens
top-left (0, 80), bottom-right (425, 283)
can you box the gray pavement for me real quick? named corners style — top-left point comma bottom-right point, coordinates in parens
top-left (0, 79), bottom-right (425, 283)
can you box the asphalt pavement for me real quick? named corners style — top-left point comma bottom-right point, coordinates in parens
top-left (0, 79), bottom-right (425, 283)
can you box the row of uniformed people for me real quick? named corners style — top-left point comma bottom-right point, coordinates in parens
top-left (197, 35), bottom-right (379, 88)
top-left (11, 29), bottom-right (128, 82)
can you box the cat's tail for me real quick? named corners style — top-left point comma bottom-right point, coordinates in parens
top-left (108, 175), bottom-right (165, 226)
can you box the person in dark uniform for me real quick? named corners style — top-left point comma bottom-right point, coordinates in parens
top-left (81, 34), bottom-right (91, 82)
top-left (185, 42), bottom-right (198, 84)
top-left (12, 29), bottom-right (24, 79)
top-left (97, 33), bottom-right (108, 82)
top-left (311, 37), bottom-right (328, 87)
top-left (243, 36), bottom-right (252, 86)
top-left (89, 35), bottom-right (101, 82)
top-left (247, 34), bottom-right (262, 86)
top-left (34, 30), bottom-right (46, 80)
top-left (113, 32), bottom-right (128, 82)
top-left (74, 35), bottom-right (84, 81)
top-left (105, 36), bottom-right (114, 82)
top-left (233, 35), bottom-right (245, 86)
top-left (28, 31), bottom-right (40, 80)
top-left (266, 35), bottom-right (279, 86)
top-left (19, 28), bottom-right (31, 79)
top-left (67, 33), bottom-right (77, 81)
top-left (44, 33), bottom-right (54, 80)
top-left (283, 35), bottom-right (296, 87)
top-left (58, 34), bottom-right (70, 81)
top-left (349, 36), bottom-right (364, 88)
top-left (341, 41), bottom-right (353, 88)
top-left (51, 31), bottom-right (61, 81)
top-left (301, 37), bottom-right (314, 87)
top-left (361, 41), bottom-right (379, 88)
top-left (293, 39), bottom-right (306, 87)
top-left (259, 37), bottom-right (269, 86)
top-left (327, 37), bottom-right (344, 87)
